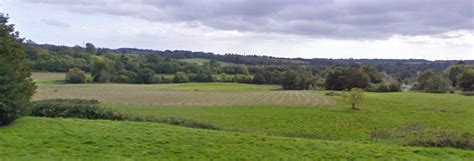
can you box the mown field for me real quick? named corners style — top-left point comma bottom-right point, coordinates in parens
top-left (1, 72), bottom-right (472, 160)
top-left (179, 58), bottom-right (238, 67)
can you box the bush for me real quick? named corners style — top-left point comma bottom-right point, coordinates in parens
top-left (66, 67), bottom-right (87, 83)
top-left (173, 72), bottom-right (189, 83)
top-left (408, 133), bottom-right (473, 150)
top-left (424, 75), bottom-right (452, 93)
top-left (234, 74), bottom-right (253, 84)
top-left (30, 99), bottom-right (128, 120)
top-left (371, 81), bottom-right (401, 92)
top-left (460, 91), bottom-right (474, 96)
top-left (342, 88), bottom-right (364, 110)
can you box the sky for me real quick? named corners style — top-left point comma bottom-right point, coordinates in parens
top-left (0, 0), bottom-right (473, 60)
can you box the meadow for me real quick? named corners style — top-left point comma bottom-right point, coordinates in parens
top-left (179, 58), bottom-right (238, 67)
top-left (1, 72), bottom-right (473, 160)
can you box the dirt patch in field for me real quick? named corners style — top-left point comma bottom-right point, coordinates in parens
top-left (34, 84), bottom-right (335, 107)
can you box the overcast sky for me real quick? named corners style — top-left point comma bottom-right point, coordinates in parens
top-left (1, 0), bottom-right (473, 60)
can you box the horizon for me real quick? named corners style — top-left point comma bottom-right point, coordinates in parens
top-left (31, 42), bottom-right (474, 62)
top-left (1, 0), bottom-right (473, 60)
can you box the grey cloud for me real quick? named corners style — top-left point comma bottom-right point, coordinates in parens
top-left (40, 18), bottom-right (70, 28)
top-left (24, 0), bottom-right (474, 39)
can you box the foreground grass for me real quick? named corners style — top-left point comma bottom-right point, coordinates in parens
top-left (1, 117), bottom-right (472, 160)
top-left (109, 92), bottom-right (474, 146)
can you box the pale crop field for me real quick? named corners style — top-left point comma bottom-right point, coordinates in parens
top-left (34, 83), bottom-right (335, 107)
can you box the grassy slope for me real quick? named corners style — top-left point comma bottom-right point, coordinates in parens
top-left (180, 58), bottom-right (237, 66)
top-left (1, 117), bottom-right (472, 160)
top-left (109, 92), bottom-right (474, 145)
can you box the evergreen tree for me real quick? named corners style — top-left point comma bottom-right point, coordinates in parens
top-left (0, 14), bottom-right (36, 125)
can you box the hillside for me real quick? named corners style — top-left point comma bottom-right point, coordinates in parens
top-left (1, 117), bottom-right (473, 160)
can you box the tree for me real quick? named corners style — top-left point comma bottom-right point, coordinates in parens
top-left (85, 43), bottom-right (96, 54)
top-left (173, 72), bottom-right (188, 83)
top-left (252, 70), bottom-right (266, 84)
top-left (457, 69), bottom-right (474, 91)
top-left (66, 67), bottom-right (87, 83)
top-left (444, 64), bottom-right (466, 87)
top-left (0, 14), bottom-right (36, 125)
top-left (412, 70), bottom-right (436, 90)
top-left (361, 65), bottom-right (382, 84)
top-left (325, 67), bottom-right (370, 90)
top-left (424, 74), bottom-right (452, 93)
top-left (136, 68), bottom-right (156, 84)
top-left (343, 88), bottom-right (364, 110)
top-left (282, 70), bottom-right (301, 90)
top-left (91, 56), bottom-right (112, 83)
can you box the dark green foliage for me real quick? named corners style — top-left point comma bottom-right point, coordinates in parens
top-left (457, 69), bottom-right (474, 91)
top-left (424, 75), bottom-right (452, 93)
top-left (91, 56), bottom-right (112, 83)
top-left (66, 67), bottom-right (86, 83)
top-left (325, 67), bottom-right (370, 91)
top-left (234, 74), bottom-right (253, 84)
top-left (159, 117), bottom-right (218, 130)
top-left (0, 14), bottom-right (36, 125)
top-left (173, 72), bottom-right (189, 83)
top-left (412, 70), bottom-right (436, 90)
top-left (85, 43), bottom-right (96, 54)
top-left (281, 70), bottom-right (316, 90)
top-left (252, 70), bottom-right (266, 84)
top-left (371, 80), bottom-right (401, 92)
top-left (361, 65), bottom-right (382, 84)
top-left (30, 99), bottom-right (128, 120)
top-left (408, 133), bottom-right (473, 150)
top-left (444, 64), bottom-right (466, 87)
top-left (412, 70), bottom-right (452, 93)
top-left (136, 68), bottom-right (156, 84)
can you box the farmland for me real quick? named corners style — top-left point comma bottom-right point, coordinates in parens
top-left (1, 72), bottom-right (473, 160)
top-left (179, 58), bottom-right (238, 67)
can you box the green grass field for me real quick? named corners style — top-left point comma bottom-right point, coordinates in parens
top-left (1, 72), bottom-right (472, 160)
top-left (179, 58), bottom-right (237, 67)
top-left (31, 72), bottom-right (65, 84)
top-left (109, 92), bottom-right (474, 145)
top-left (1, 117), bottom-right (472, 160)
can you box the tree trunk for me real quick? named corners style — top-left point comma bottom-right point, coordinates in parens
top-left (351, 103), bottom-right (357, 110)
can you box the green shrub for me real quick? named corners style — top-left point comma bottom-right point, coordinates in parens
top-left (66, 67), bottom-right (87, 83)
top-left (30, 99), bottom-right (128, 120)
top-left (460, 91), bottom-right (474, 96)
top-left (173, 72), bottom-right (189, 83)
top-left (407, 133), bottom-right (473, 150)
top-left (371, 81), bottom-right (401, 92)
top-left (29, 99), bottom-right (219, 130)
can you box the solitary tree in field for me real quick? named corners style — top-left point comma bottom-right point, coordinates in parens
top-left (66, 67), bottom-right (87, 83)
top-left (343, 88), bottom-right (364, 110)
top-left (0, 14), bottom-right (36, 125)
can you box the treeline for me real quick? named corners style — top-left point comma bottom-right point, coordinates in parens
top-left (26, 42), bottom-right (474, 93)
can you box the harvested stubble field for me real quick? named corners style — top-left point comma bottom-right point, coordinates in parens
top-left (34, 83), bottom-right (335, 107)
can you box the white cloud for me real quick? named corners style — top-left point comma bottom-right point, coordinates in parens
top-left (1, 0), bottom-right (472, 60)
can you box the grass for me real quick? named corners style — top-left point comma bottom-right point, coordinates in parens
top-left (180, 58), bottom-right (237, 66)
top-left (34, 83), bottom-right (333, 107)
top-left (31, 72), bottom-right (65, 84)
top-left (168, 82), bottom-right (279, 91)
top-left (1, 117), bottom-right (472, 160)
top-left (108, 92), bottom-right (474, 146)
